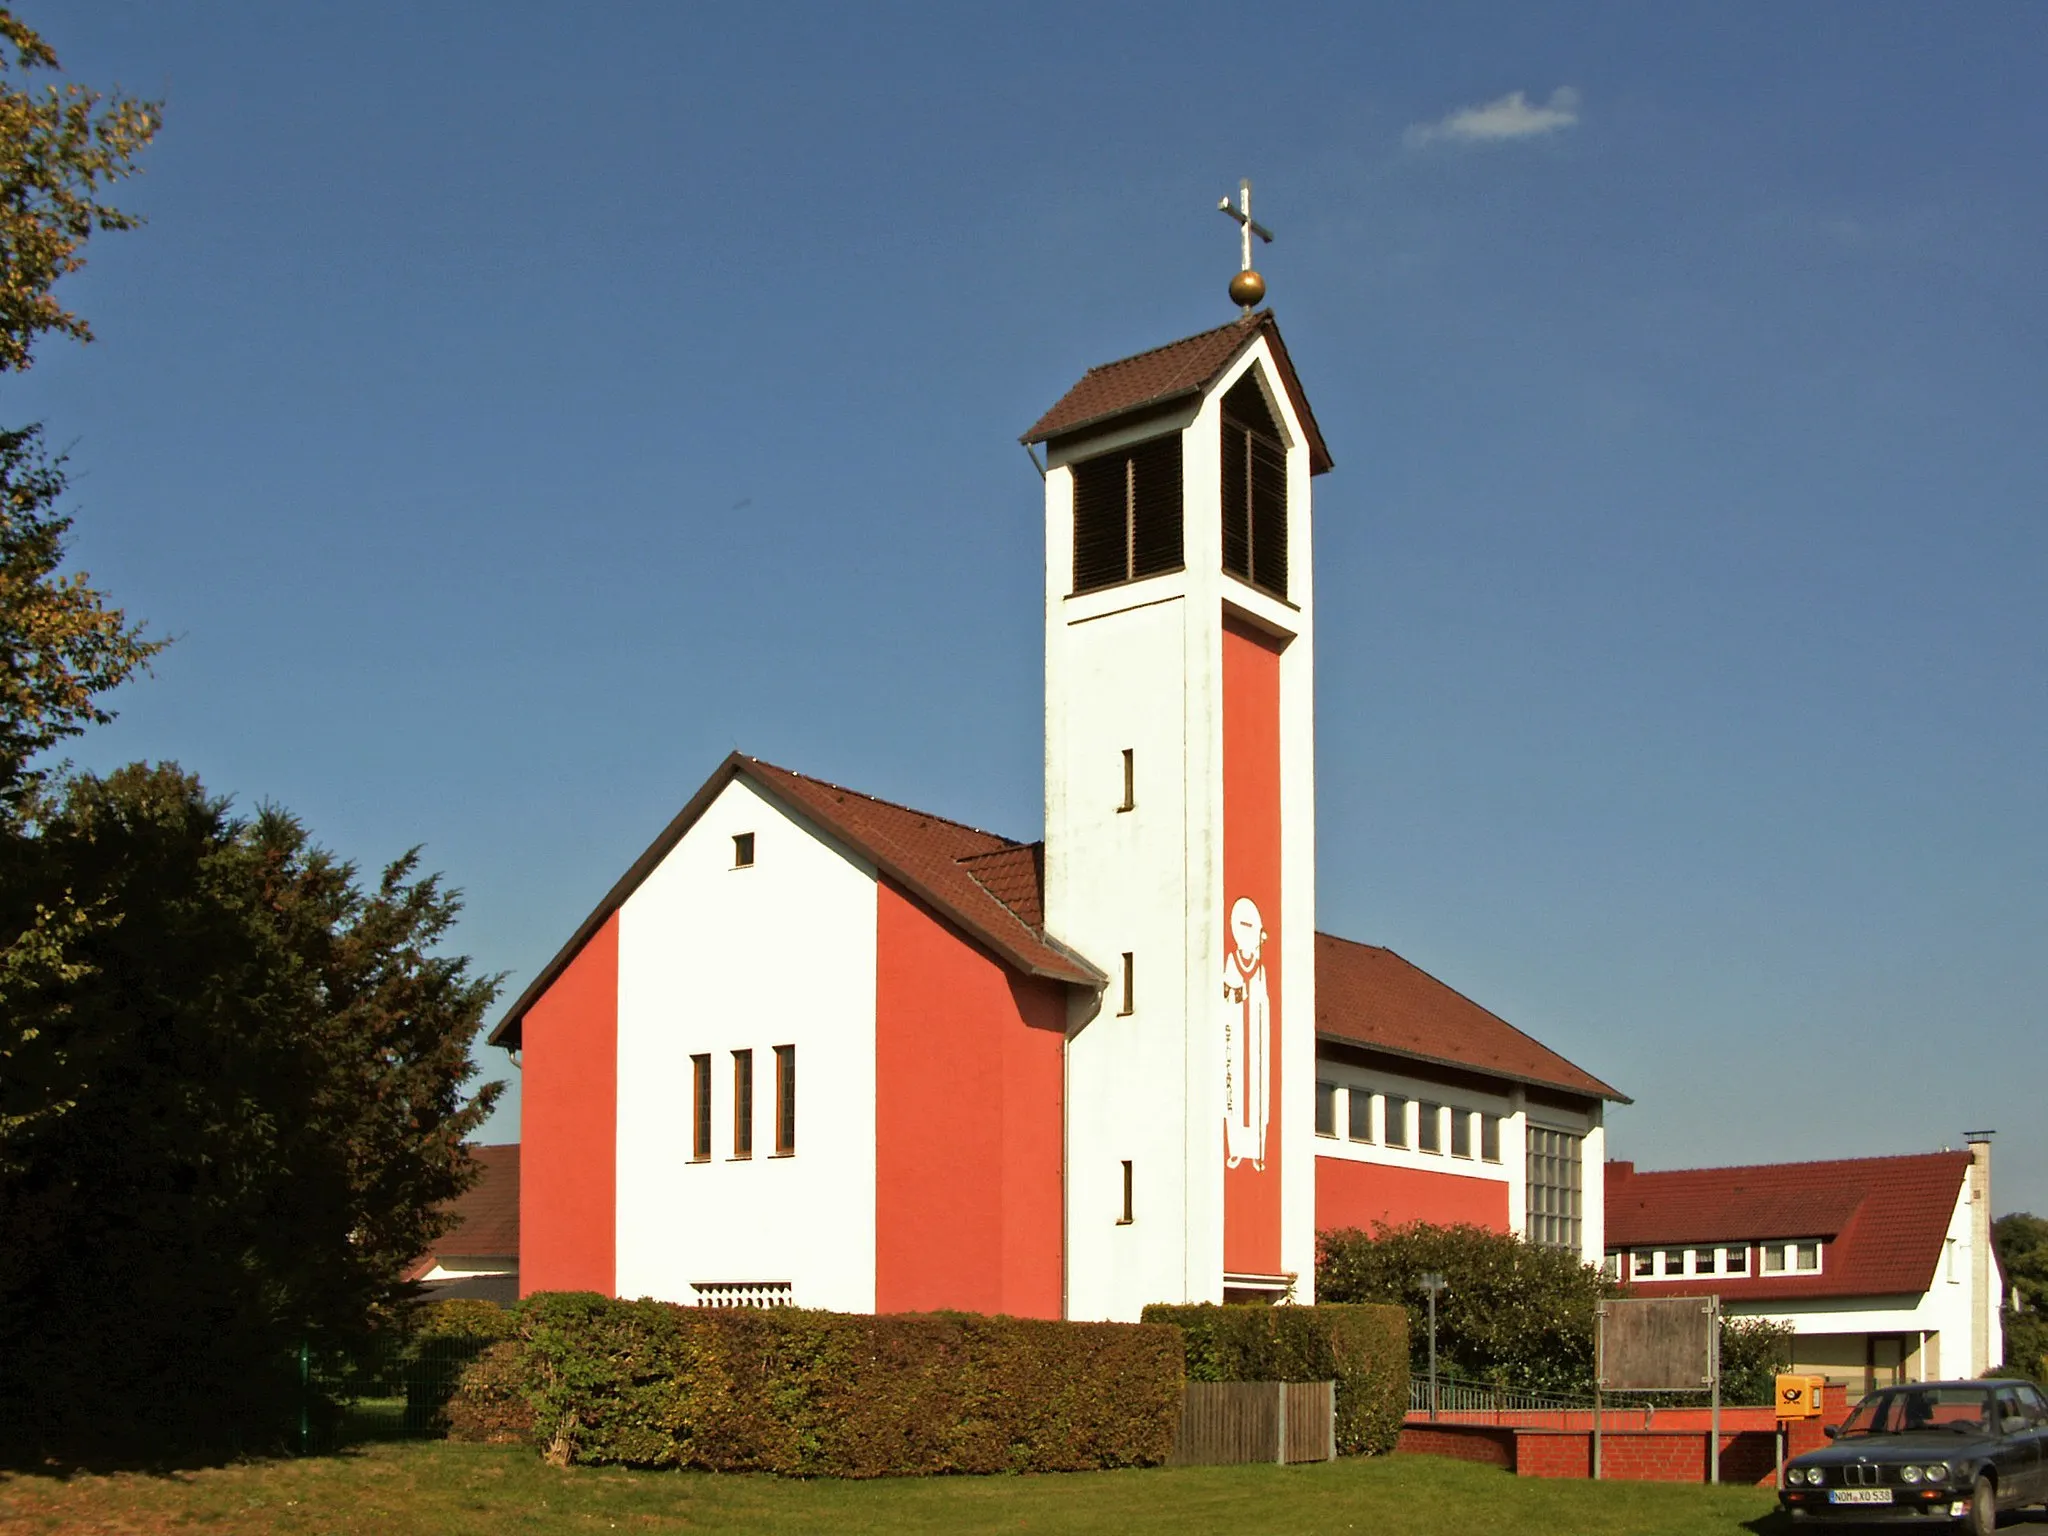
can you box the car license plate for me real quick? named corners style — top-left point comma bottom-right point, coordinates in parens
top-left (1829, 1489), bottom-right (1893, 1505)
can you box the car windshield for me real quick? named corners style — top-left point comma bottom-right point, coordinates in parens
top-left (1839, 1387), bottom-right (1994, 1437)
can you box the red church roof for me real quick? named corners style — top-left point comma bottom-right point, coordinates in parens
top-left (1606, 1151), bottom-right (1973, 1302)
top-left (1023, 310), bottom-right (1334, 475)
top-left (1314, 933), bottom-right (1627, 1103)
top-left (489, 754), bottom-right (1102, 1048)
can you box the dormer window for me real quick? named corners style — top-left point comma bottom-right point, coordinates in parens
top-left (1220, 372), bottom-right (1288, 600)
top-left (1071, 434), bottom-right (1183, 594)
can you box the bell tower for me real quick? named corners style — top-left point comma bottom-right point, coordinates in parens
top-left (1024, 274), bottom-right (1332, 1320)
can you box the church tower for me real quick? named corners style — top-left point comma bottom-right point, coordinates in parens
top-left (1025, 299), bottom-right (1333, 1321)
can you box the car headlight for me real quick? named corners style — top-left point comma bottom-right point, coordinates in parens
top-left (1797, 1466), bottom-right (1821, 1485)
top-left (1919, 1462), bottom-right (1949, 1483)
top-left (1901, 1464), bottom-right (1923, 1484)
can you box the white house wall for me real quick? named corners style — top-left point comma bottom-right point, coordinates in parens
top-left (612, 776), bottom-right (880, 1311)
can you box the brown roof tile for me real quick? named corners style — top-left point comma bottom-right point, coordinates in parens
top-left (1315, 933), bottom-right (1627, 1102)
top-left (407, 1144), bottom-right (519, 1279)
top-left (490, 755), bottom-right (1101, 1048)
top-left (1024, 311), bottom-right (1334, 475)
top-left (1606, 1152), bottom-right (1973, 1302)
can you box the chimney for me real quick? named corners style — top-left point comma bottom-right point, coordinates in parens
top-left (1965, 1131), bottom-right (1994, 1376)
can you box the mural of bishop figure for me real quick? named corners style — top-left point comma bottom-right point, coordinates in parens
top-left (1221, 895), bottom-right (1271, 1170)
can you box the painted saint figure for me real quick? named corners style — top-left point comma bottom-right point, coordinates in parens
top-left (1221, 895), bottom-right (1271, 1170)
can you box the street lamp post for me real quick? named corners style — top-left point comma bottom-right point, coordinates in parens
top-left (1419, 1272), bottom-right (1448, 1422)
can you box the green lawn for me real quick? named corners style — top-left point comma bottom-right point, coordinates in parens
top-left (0, 1441), bottom-right (1793, 1535)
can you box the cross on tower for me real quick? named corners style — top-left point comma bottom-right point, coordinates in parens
top-left (1216, 178), bottom-right (1274, 312)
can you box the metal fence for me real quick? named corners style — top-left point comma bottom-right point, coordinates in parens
top-left (295, 1333), bottom-right (500, 1454)
top-left (1408, 1374), bottom-right (1608, 1429)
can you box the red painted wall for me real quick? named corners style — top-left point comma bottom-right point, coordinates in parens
top-left (1315, 1155), bottom-right (1510, 1234)
top-left (874, 881), bottom-right (1065, 1318)
top-left (1222, 617), bottom-right (1285, 1276)
top-left (518, 914), bottom-right (618, 1296)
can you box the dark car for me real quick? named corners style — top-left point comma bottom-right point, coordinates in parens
top-left (1780, 1379), bottom-right (2048, 1533)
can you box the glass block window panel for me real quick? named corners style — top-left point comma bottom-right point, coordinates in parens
top-left (1314, 1080), bottom-right (1337, 1137)
top-left (1525, 1126), bottom-right (1584, 1252)
top-left (1348, 1088), bottom-right (1372, 1142)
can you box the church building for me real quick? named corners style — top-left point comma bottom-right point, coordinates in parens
top-left (489, 301), bottom-right (1624, 1321)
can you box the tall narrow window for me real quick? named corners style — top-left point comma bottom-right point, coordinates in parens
top-left (1118, 1160), bottom-right (1134, 1225)
top-left (1450, 1109), bottom-right (1473, 1159)
top-left (1118, 748), bottom-right (1135, 812)
top-left (1119, 952), bottom-right (1134, 1015)
top-left (1314, 1080), bottom-right (1337, 1137)
top-left (1347, 1088), bottom-right (1373, 1142)
top-left (732, 832), bottom-right (755, 867)
top-left (1071, 434), bottom-right (1184, 593)
top-left (1480, 1113), bottom-right (1502, 1164)
top-left (691, 1053), bottom-right (712, 1161)
top-left (1384, 1094), bottom-right (1410, 1149)
top-left (1418, 1102), bottom-right (1444, 1154)
top-left (773, 1044), bottom-right (795, 1156)
top-left (731, 1049), bottom-right (753, 1158)
top-left (1220, 372), bottom-right (1288, 599)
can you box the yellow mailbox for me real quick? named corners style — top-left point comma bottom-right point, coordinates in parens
top-left (1776, 1373), bottom-right (1825, 1420)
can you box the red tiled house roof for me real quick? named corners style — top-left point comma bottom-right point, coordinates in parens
top-left (1606, 1152), bottom-right (1973, 1302)
top-left (1023, 311), bottom-right (1335, 475)
top-left (405, 1143), bottom-right (519, 1281)
top-left (1315, 932), bottom-right (1627, 1102)
top-left (490, 755), bottom-right (1102, 1048)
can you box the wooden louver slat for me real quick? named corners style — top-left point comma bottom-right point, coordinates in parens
top-left (1071, 433), bottom-right (1185, 594)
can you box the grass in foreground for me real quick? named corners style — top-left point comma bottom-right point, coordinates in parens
top-left (0, 1439), bottom-right (1789, 1535)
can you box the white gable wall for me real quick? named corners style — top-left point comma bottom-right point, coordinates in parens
top-left (613, 777), bottom-right (880, 1311)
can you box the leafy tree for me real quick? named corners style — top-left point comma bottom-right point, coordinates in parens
top-left (0, 764), bottom-right (502, 1449)
top-left (0, 8), bottom-right (159, 370)
top-left (1996, 1213), bottom-right (2048, 1381)
top-left (1317, 1222), bottom-right (1613, 1396)
top-left (1316, 1222), bottom-right (1792, 1404)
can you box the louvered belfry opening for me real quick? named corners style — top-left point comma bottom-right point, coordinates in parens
top-left (1220, 372), bottom-right (1288, 600)
top-left (1071, 432), bottom-right (1184, 595)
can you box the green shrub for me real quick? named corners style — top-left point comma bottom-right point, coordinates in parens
top-left (402, 1298), bottom-right (515, 1433)
top-left (495, 1293), bottom-right (1184, 1475)
top-left (448, 1339), bottom-right (535, 1444)
top-left (1140, 1302), bottom-right (1407, 1456)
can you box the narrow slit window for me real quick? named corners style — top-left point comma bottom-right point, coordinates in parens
top-left (1118, 748), bottom-right (1135, 812)
top-left (732, 832), bottom-right (755, 868)
top-left (1071, 434), bottom-right (1184, 593)
top-left (773, 1044), bottom-right (795, 1156)
top-left (690, 1054), bottom-right (711, 1162)
top-left (1450, 1110), bottom-right (1473, 1159)
top-left (1347, 1087), bottom-right (1372, 1142)
top-left (1480, 1114), bottom-right (1502, 1163)
top-left (1118, 1160), bottom-right (1133, 1225)
top-left (1219, 372), bottom-right (1288, 600)
top-left (1119, 952), bottom-right (1134, 1015)
top-left (731, 1049), bottom-right (753, 1158)
top-left (1314, 1080), bottom-right (1337, 1137)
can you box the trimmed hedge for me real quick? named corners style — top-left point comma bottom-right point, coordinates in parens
top-left (1141, 1302), bottom-right (1407, 1456)
top-left (467, 1293), bottom-right (1185, 1475)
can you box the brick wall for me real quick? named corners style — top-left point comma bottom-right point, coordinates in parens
top-left (1399, 1422), bottom-right (1814, 1486)
top-left (1395, 1424), bottom-right (1514, 1468)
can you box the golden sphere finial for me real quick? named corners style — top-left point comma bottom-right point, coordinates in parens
top-left (1229, 269), bottom-right (1266, 309)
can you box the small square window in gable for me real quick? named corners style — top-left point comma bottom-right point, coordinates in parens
top-left (732, 832), bottom-right (755, 868)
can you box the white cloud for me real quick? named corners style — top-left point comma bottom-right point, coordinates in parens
top-left (1405, 87), bottom-right (1581, 148)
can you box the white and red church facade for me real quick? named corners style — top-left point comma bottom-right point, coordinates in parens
top-left (490, 313), bottom-right (1626, 1321)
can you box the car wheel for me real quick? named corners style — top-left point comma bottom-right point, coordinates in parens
top-left (1961, 1473), bottom-right (1995, 1536)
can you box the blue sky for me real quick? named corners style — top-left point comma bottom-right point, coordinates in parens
top-left (22, 3), bottom-right (2048, 1211)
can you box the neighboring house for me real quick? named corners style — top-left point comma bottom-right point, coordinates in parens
top-left (489, 310), bottom-right (1626, 1321)
top-left (1315, 937), bottom-right (1626, 1268)
top-left (405, 1143), bottom-right (520, 1303)
top-left (1605, 1137), bottom-right (2002, 1399)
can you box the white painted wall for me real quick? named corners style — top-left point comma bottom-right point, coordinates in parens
top-left (612, 777), bottom-right (880, 1312)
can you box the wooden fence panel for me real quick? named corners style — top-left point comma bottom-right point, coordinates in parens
top-left (1170, 1381), bottom-right (1335, 1466)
